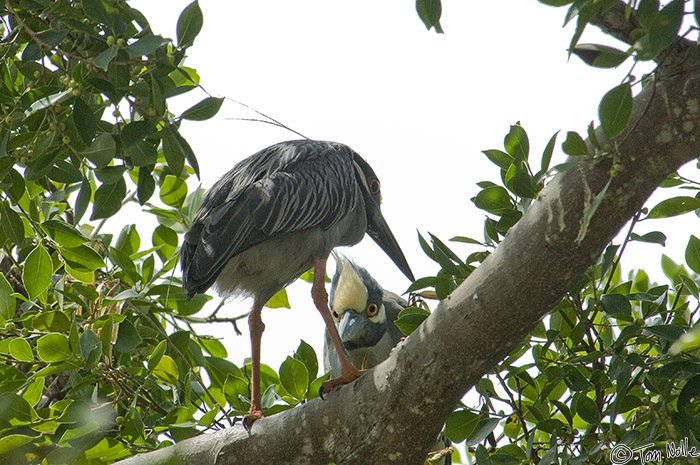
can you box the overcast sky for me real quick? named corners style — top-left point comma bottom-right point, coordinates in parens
top-left (129, 1), bottom-right (693, 373)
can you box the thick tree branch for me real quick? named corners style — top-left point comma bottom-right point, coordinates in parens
top-left (115, 36), bottom-right (700, 465)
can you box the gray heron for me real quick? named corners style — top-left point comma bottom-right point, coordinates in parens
top-left (181, 140), bottom-right (414, 426)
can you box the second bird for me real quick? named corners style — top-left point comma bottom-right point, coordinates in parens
top-left (180, 140), bottom-right (414, 426)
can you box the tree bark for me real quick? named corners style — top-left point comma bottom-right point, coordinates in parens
top-left (115, 9), bottom-right (700, 465)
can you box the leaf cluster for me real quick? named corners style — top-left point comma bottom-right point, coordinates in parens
top-left (0, 1), bottom-right (254, 463)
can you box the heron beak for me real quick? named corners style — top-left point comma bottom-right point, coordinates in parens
top-left (365, 200), bottom-right (415, 282)
top-left (339, 310), bottom-right (383, 350)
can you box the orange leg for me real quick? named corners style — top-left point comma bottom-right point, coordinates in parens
top-left (312, 256), bottom-right (365, 395)
top-left (243, 298), bottom-right (265, 430)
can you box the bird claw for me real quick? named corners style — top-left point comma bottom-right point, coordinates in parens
top-left (319, 368), bottom-right (366, 398)
top-left (242, 410), bottom-right (264, 433)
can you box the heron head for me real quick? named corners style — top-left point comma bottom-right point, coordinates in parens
top-left (329, 254), bottom-right (387, 350)
top-left (351, 152), bottom-right (415, 282)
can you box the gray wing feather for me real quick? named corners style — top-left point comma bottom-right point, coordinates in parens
top-left (182, 140), bottom-right (360, 295)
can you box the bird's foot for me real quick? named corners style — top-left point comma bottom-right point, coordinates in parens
top-left (242, 409), bottom-right (264, 432)
top-left (319, 368), bottom-right (366, 399)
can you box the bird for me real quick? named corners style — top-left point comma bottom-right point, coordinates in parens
top-left (180, 140), bottom-right (414, 427)
top-left (323, 253), bottom-right (406, 376)
top-left (323, 254), bottom-right (452, 465)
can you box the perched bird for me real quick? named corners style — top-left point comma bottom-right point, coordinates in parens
top-left (323, 253), bottom-right (406, 377)
top-left (324, 254), bottom-right (452, 465)
top-left (180, 140), bottom-right (414, 426)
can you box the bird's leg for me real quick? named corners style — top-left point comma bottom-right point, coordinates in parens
top-left (243, 298), bottom-right (265, 430)
top-left (312, 256), bottom-right (365, 395)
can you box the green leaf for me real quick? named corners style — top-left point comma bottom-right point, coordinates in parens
top-left (647, 196), bottom-right (700, 219)
top-left (177, 1), bottom-right (204, 48)
top-left (1, 201), bottom-right (25, 245)
top-left (95, 165), bottom-right (127, 184)
top-left (115, 224), bottom-right (140, 256)
top-left (82, 0), bottom-right (112, 25)
top-left (294, 340), bottom-right (318, 381)
top-left (630, 231), bottom-right (666, 246)
top-left (32, 310), bottom-right (71, 332)
top-left (72, 98), bottom-right (97, 145)
top-left (109, 246), bottom-right (140, 282)
top-left (0, 273), bottom-right (16, 321)
top-left (574, 394), bottom-right (601, 424)
top-left (472, 186), bottom-right (512, 215)
top-left (58, 244), bottom-right (106, 272)
top-left (36, 333), bottom-right (72, 362)
top-left (153, 354), bottom-right (179, 384)
top-left (394, 307), bottom-right (430, 336)
top-left (137, 169), bottom-right (156, 205)
top-left (601, 293), bottom-right (632, 317)
top-left (153, 225), bottom-right (179, 262)
top-left (83, 134), bottom-right (116, 168)
top-left (130, 141), bottom-right (157, 167)
top-left (198, 337), bottom-right (227, 358)
top-left (599, 83), bottom-right (633, 139)
top-left (49, 159), bottom-right (83, 184)
top-left (180, 97), bottom-right (224, 121)
top-left (538, 0), bottom-right (573, 6)
top-left (160, 175), bottom-right (188, 208)
top-left (671, 326), bottom-right (700, 354)
top-left (265, 288), bottom-right (290, 309)
top-left (74, 178), bottom-right (92, 224)
top-left (0, 393), bottom-right (31, 427)
top-left (561, 131), bottom-right (589, 156)
top-left (475, 445), bottom-right (493, 465)
top-left (114, 319), bottom-right (142, 353)
top-left (506, 165), bottom-right (539, 199)
top-left (539, 131), bottom-right (559, 177)
top-left (685, 235), bottom-right (700, 274)
top-left (148, 340), bottom-right (167, 371)
top-left (22, 244), bottom-right (53, 300)
top-left (9, 338), bottom-right (33, 362)
top-left (124, 34), bottom-right (169, 56)
top-left (91, 177), bottom-right (126, 220)
top-left (467, 417), bottom-right (500, 446)
top-left (445, 408), bottom-right (480, 443)
top-left (573, 44), bottom-right (629, 68)
top-left (0, 434), bottom-right (34, 455)
top-left (482, 150), bottom-right (513, 170)
top-left (279, 355), bottom-right (309, 401)
top-left (416, 0), bottom-right (443, 33)
top-left (94, 45), bottom-right (119, 71)
top-left (162, 132), bottom-right (185, 175)
top-left (42, 219), bottom-right (89, 247)
top-left (643, 324), bottom-right (684, 341)
top-left (640, 0), bottom-right (684, 59)
top-left (121, 121), bottom-right (155, 147)
top-left (504, 124), bottom-right (529, 161)
top-left (168, 126), bottom-right (200, 178)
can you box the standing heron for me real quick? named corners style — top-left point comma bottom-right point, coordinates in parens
top-left (181, 140), bottom-right (414, 426)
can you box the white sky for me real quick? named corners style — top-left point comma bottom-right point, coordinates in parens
top-left (129, 1), bottom-right (697, 376)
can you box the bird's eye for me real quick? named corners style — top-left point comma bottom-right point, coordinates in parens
top-left (333, 310), bottom-right (340, 321)
top-left (366, 303), bottom-right (378, 317)
top-left (369, 179), bottom-right (380, 195)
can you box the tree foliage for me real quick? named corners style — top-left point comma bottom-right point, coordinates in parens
top-left (1, 0), bottom-right (700, 464)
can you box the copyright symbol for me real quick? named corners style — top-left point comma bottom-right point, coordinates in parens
top-left (610, 444), bottom-right (633, 465)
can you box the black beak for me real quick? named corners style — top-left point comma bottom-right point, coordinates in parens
top-left (365, 200), bottom-right (415, 282)
top-left (339, 310), bottom-right (384, 350)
